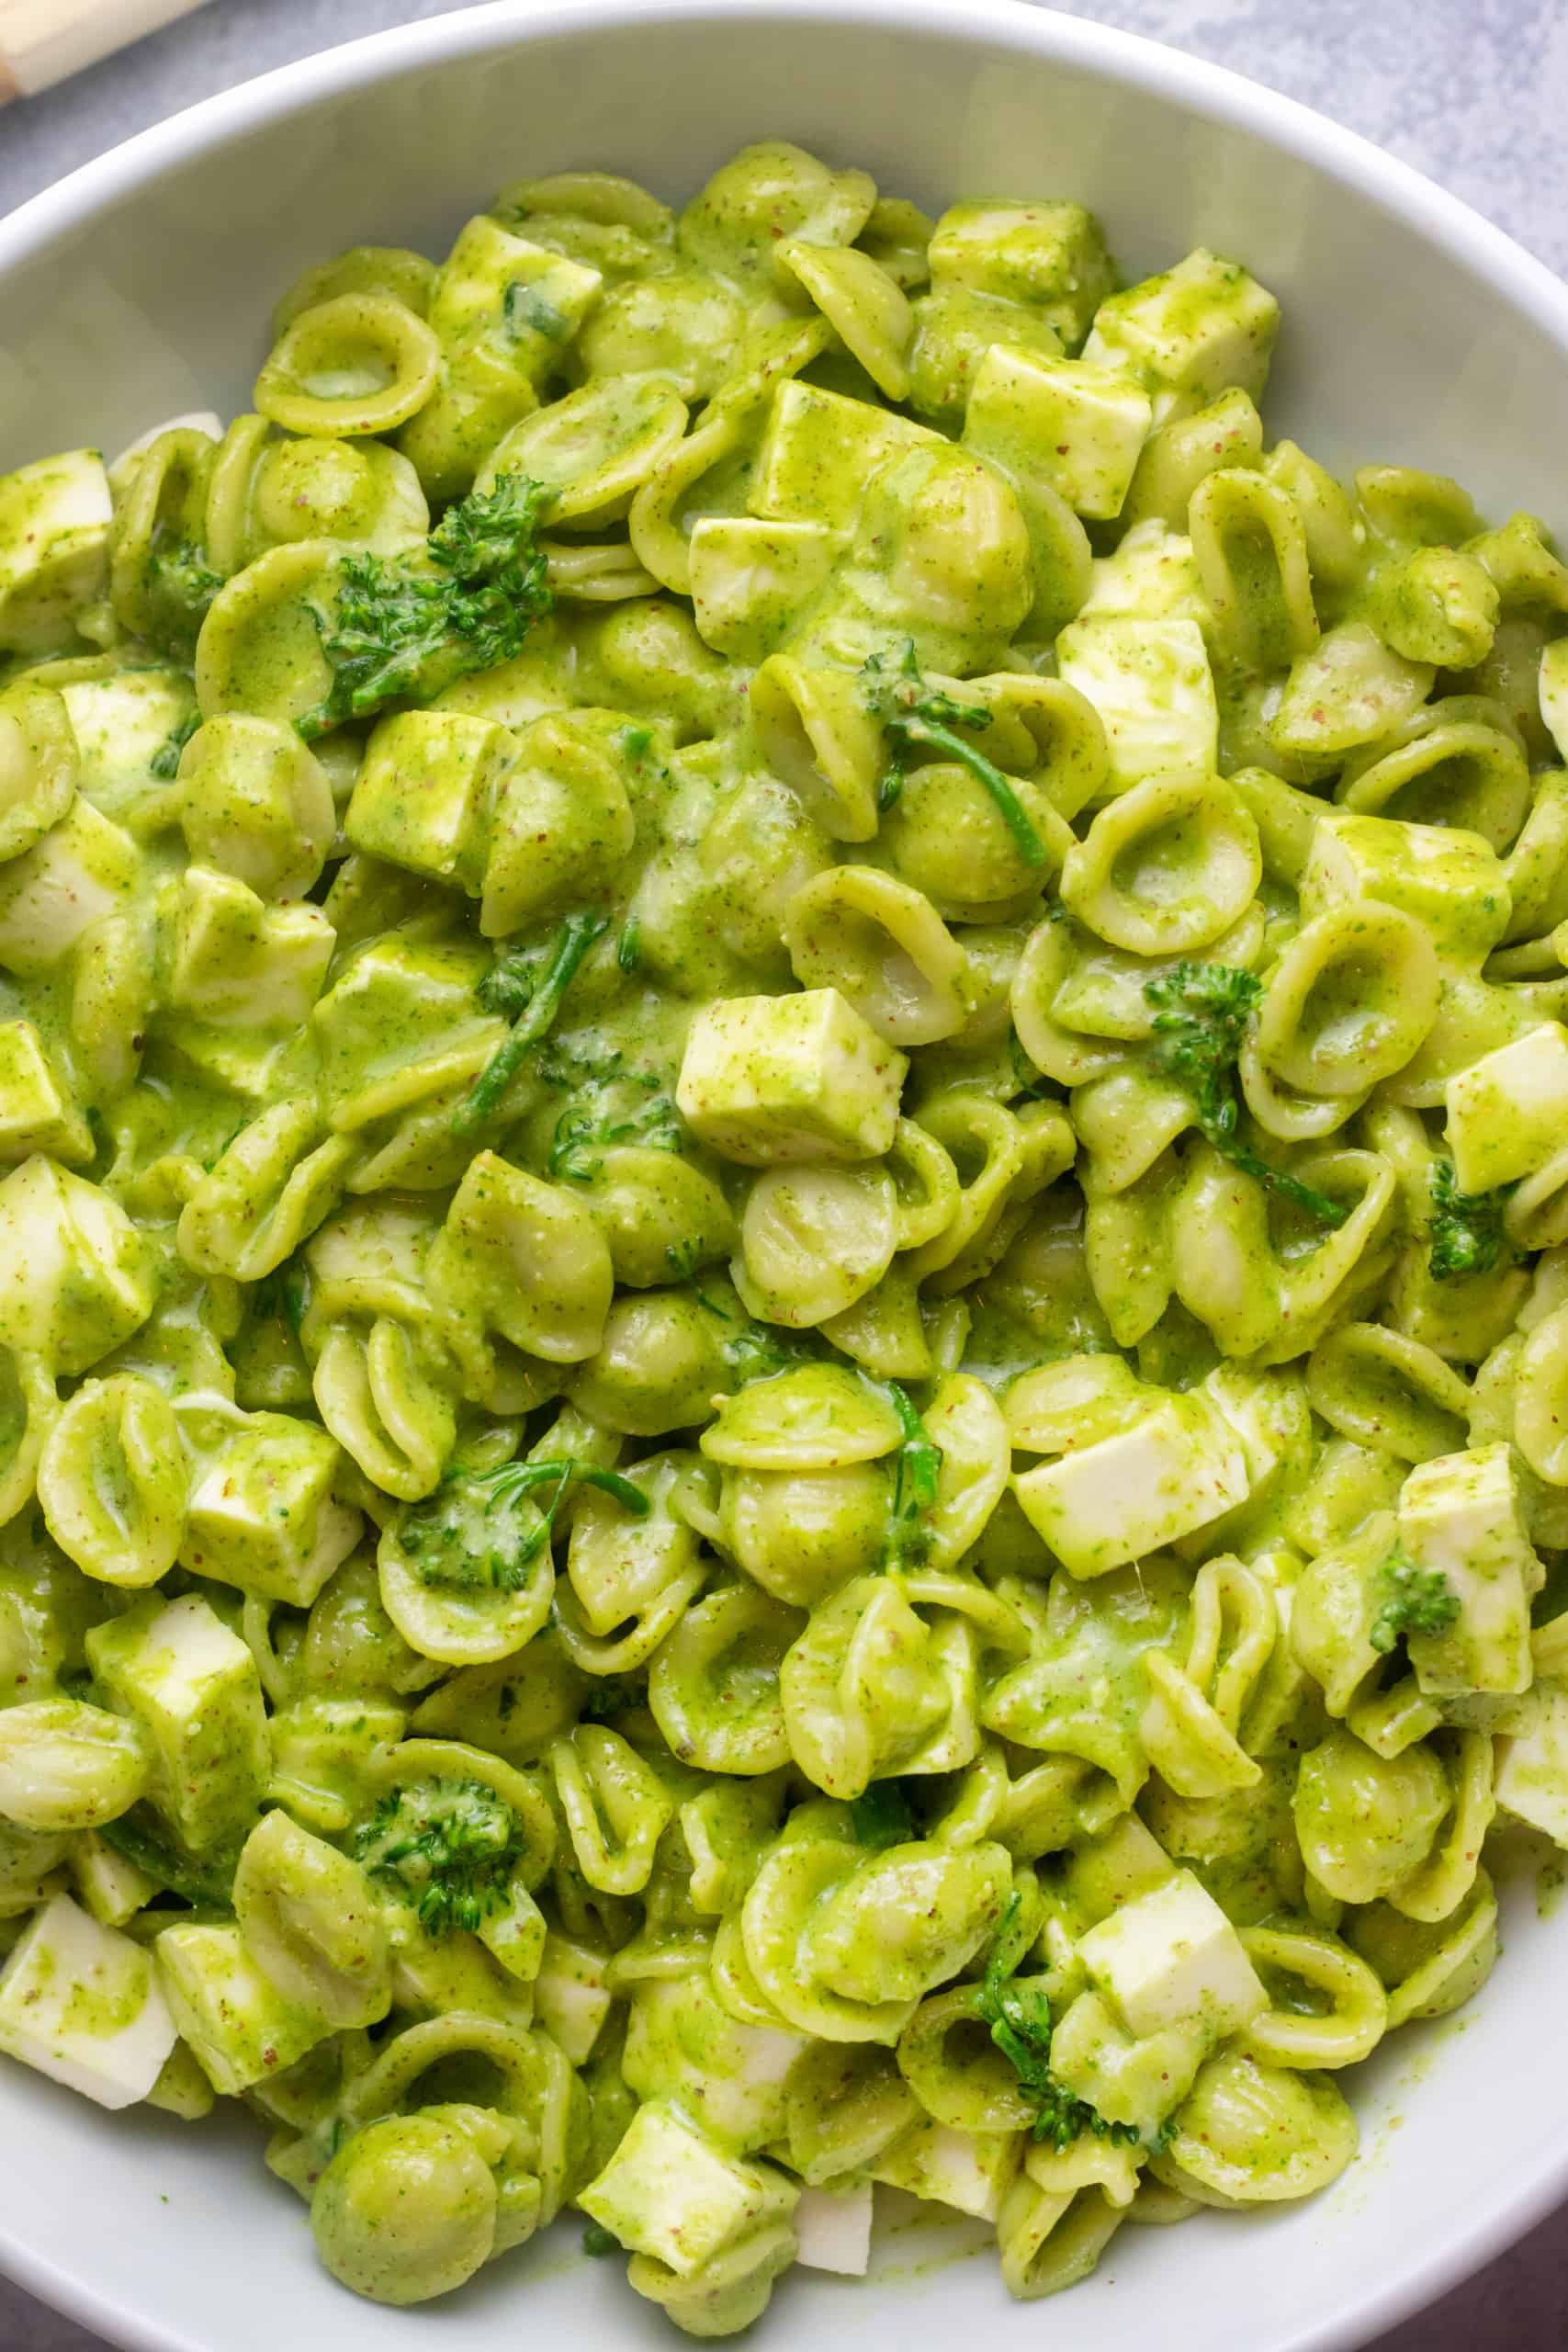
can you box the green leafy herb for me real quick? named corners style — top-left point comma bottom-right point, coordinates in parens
top-left (547, 1088), bottom-right (684, 1181)
top-left (149, 708), bottom-right (200, 781)
top-left (851, 1780), bottom-right (917, 1849)
top-left (98, 1811), bottom-right (236, 1909)
top-left (1428, 1159), bottom-right (1509, 1281)
top-left (402, 1455), bottom-right (650, 1593)
top-left (617, 919), bottom-right (642, 974)
top-left (1144, 961), bottom-right (1346, 1227)
top-left (1370, 1544), bottom-right (1461, 1654)
top-left (862, 639), bottom-right (1047, 867)
top-left (252, 1262), bottom-right (308, 1338)
top-left (143, 536), bottom-right (224, 663)
top-left (504, 283), bottom-right (569, 342)
top-left (355, 1777), bottom-right (523, 1937)
top-left (582, 2221), bottom-right (621, 2257)
top-left (301, 470), bottom-right (554, 734)
top-left (975, 1892), bottom-right (1143, 2153)
top-left (457, 912), bottom-right (610, 1134)
top-left (883, 1380), bottom-right (942, 1570)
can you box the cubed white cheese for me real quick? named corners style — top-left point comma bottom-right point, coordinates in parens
top-left (965, 345), bottom-right (1152, 520)
top-left (871, 2117), bottom-right (1019, 2221)
top-left (580, 2098), bottom-right (795, 2278)
top-left (1055, 614), bottom-right (1218, 789)
top-left (677, 989), bottom-right (907, 1166)
top-left (1445, 1022), bottom-right (1568, 1194)
top-left (0, 1156), bottom-right (154, 1374)
top-left (164, 865), bottom-right (334, 1030)
top-left (0, 1894), bottom-right (175, 2109)
top-left (1398, 1442), bottom-right (1540, 1698)
top-left (345, 708), bottom-right (511, 888)
top-left (87, 1594), bottom-right (271, 1854)
top-left (0, 797), bottom-right (141, 976)
top-left (1495, 1681), bottom-right (1568, 1846)
top-left (794, 2182), bottom-right (874, 2275)
top-left (1012, 1394), bottom-right (1248, 1577)
top-left (155, 1919), bottom-right (325, 2096)
top-left (182, 1413), bottom-right (358, 1607)
top-left (1302, 809), bottom-right (1510, 969)
top-left (1082, 248), bottom-right (1280, 422)
top-left (0, 1018), bottom-right (92, 1164)
top-left (1078, 518), bottom-right (1208, 625)
top-left (1076, 1869), bottom-right (1266, 2041)
top-left (531, 1929), bottom-right (614, 2064)
top-left (750, 380), bottom-right (936, 530)
top-left (0, 450), bottom-right (112, 654)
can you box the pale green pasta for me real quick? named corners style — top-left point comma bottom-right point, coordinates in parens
top-left (1, 138), bottom-right (1568, 2334)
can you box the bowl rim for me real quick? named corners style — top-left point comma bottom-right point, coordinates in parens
top-left (3, 3), bottom-right (1568, 2347)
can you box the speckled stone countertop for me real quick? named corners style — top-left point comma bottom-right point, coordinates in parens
top-left (2, 2), bottom-right (1567, 2346)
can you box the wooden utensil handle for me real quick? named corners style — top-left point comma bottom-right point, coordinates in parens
top-left (0, 0), bottom-right (210, 101)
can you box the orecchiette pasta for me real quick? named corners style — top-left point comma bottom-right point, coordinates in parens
top-left (2, 133), bottom-right (1566, 2338)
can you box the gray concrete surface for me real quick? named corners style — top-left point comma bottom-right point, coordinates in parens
top-left (1, 1), bottom-right (1565, 2345)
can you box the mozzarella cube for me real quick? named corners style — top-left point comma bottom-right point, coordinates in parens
top-left (1012, 1394), bottom-right (1248, 1577)
top-left (0, 1156), bottom-right (153, 1374)
top-left (61, 671), bottom-right (193, 822)
top-left (531, 1929), bottom-right (614, 2064)
top-left (928, 199), bottom-right (1114, 346)
top-left (346, 708), bottom-right (510, 888)
top-left (164, 865), bottom-right (334, 1030)
top-left (1398, 1442), bottom-right (1540, 1698)
top-left (1303, 810), bottom-right (1510, 968)
top-left (155, 1920), bottom-right (325, 2096)
top-left (0, 797), bottom-right (141, 976)
top-left (0, 1894), bottom-right (175, 2109)
top-left (1445, 1022), bottom-right (1568, 1194)
top-left (87, 1594), bottom-right (270, 1854)
top-left (965, 346), bottom-right (1151, 520)
top-left (677, 988), bottom-right (906, 1166)
top-left (689, 517), bottom-right (840, 662)
top-left (1077, 1869), bottom-right (1266, 2041)
top-left (0, 449), bottom-right (112, 654)
top-left (0, 1018), bottom-right (92, 1165)
top-left (794, 2183), bottom-right (873, 2276)
top-left (182, 1413), bottom-right (359, 1607)
top-left (1082, 248), bottom-right (1279, 421)
top-left (871, 2117), bottom-right (1019, 2221)
top-left (312, 933), bottom-right (500, 1131)
top-left (750, 380), bottom-right (936, 529)
top-left (1055, 614), bottom-right (1217, 789)
top-left (580, 2098), bottom-right (797, 2278)
top-left (1078, 519), bottom-right (1208, 625)
top-left (1495, 1681), bottom-right (1568, 1847)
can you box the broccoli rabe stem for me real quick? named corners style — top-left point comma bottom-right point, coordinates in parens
top-left (455, 914), bottom-right (610, 1135)
top-left (974, 1891), bottom-right (1145, 2153)
top-left (863, 640), bottom-right (1048, 868)
top-left (883, 1380), bottom-right (943, 1570)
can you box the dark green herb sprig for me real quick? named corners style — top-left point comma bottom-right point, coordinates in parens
top-left (355, 1777), bottom-right (523, 1937)
top-left (300, 470), bottom-right (554, 734)
top-left (402, 1455), bottom-right (650, 1593)
top-left (862, 639), bottom-right (1047, 867)
top-left (143, 537), bottom-right (224, 663)
top-left (547, 1089), bottom-right (684, 1181)
top-left (850, 1780), bottom-right (918, 1849)
top-left (457, 912), bottom-right (610, 1134)
top-left (882, 1381), bottom-right (943, 1571)
top-left (1144, 962), bottom-right (1346, 1227)
top-left (149, 708), bottom-right (201, 781)
top-left (581, 2222), bottom-right (621, 2258)
top-left (975, 1892), bottom-right (1142, 2153)
top-left (1369, 1543), bottom-right (1461, 1654)
top-left (1428, 1159), bottom-right (1510, 1281)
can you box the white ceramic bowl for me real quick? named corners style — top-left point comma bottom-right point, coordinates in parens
top-left (4, 5), bottom-right (1568, 2346)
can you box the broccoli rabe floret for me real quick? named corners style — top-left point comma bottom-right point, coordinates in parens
top-left (1144, 961), bottom-right (1344, 1226)
top-left (1427, 1159), bottom-right (1509, 1281)
top-left (302, 470), bottom-right (553, 733)
top-left (1369, 1544), bottom-right (1461, 1655)
top-left (143, 536), bottom-right (224, 662)
top-left (974, 1893), bottom-right (1145, 2154)
top-left (354, 1777), bottom-right (523, 1937)
top-left (861, 638), bottom-right (1047, 866)
top-left (548, 1087), bottom-right (685, 1181)
top-left (149, 708), bottom-right (201, 781)
top-left (400, 1457), bottom-right (649, 1594)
